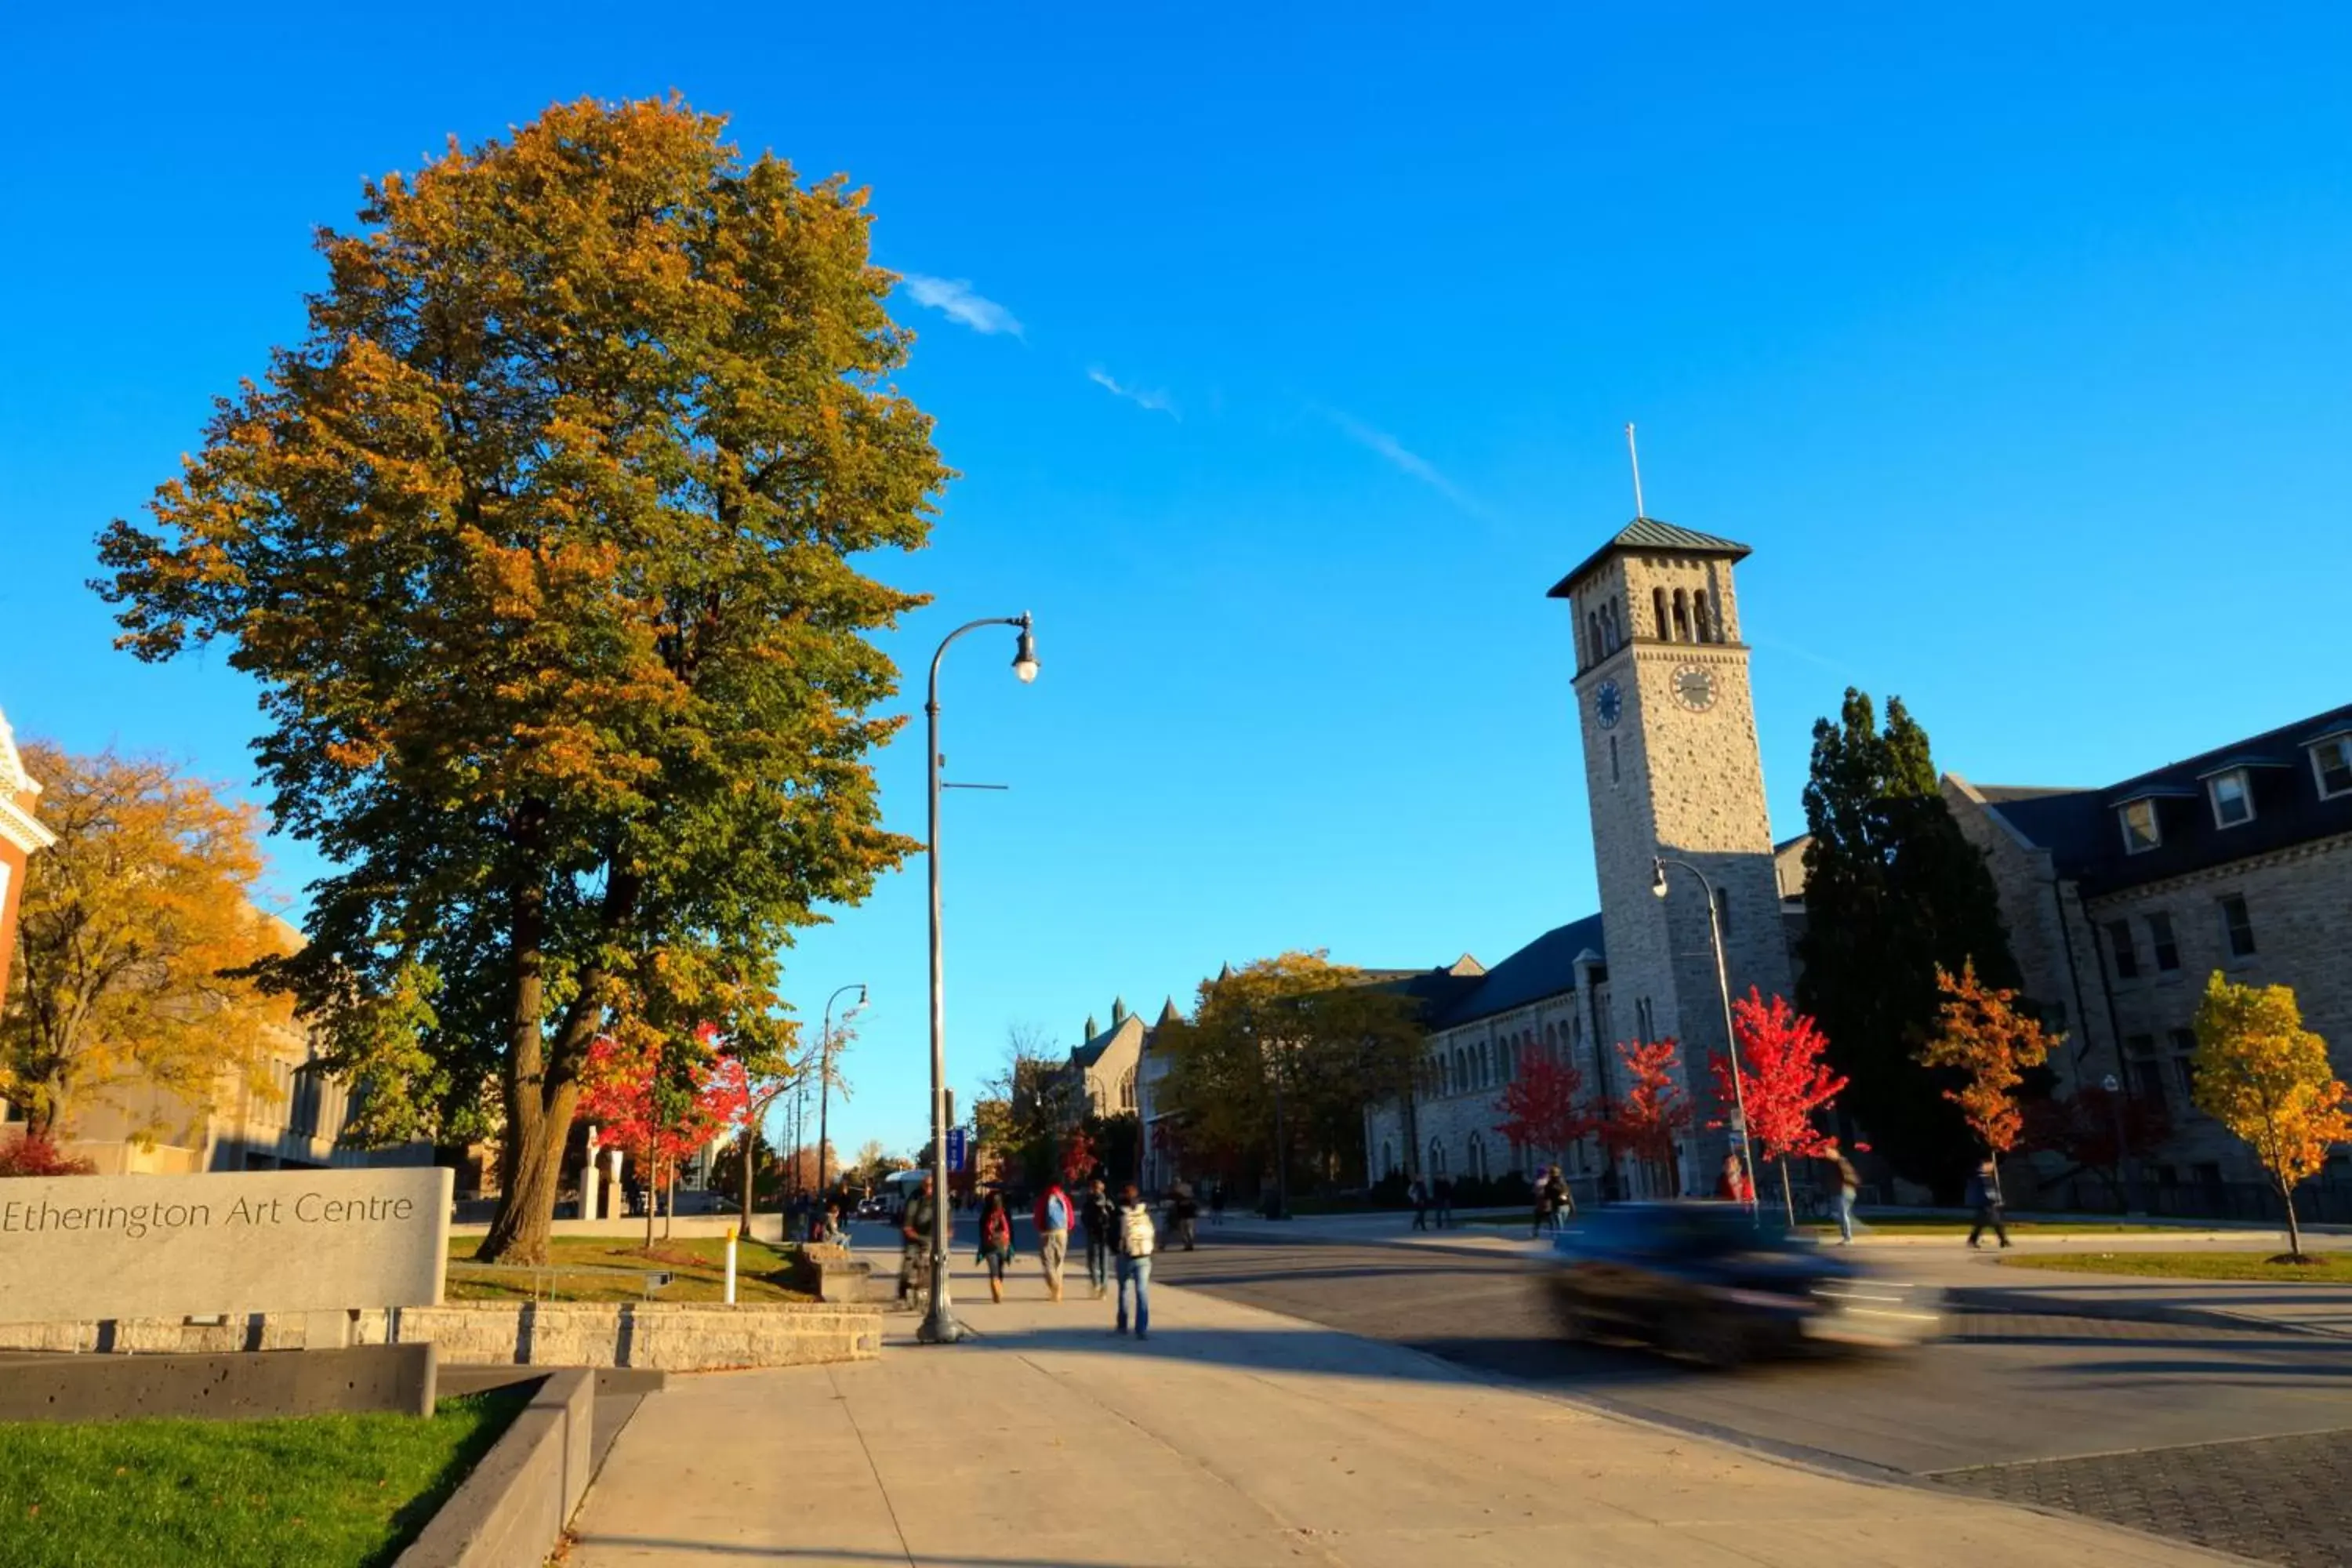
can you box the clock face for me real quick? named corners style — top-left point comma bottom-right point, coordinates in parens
top-left (1673, 665), bottom-right (1718, 712)
top-left (1594, 680), bottom-right (1623, 730)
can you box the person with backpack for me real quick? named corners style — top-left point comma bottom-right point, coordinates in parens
top-left (898, 1174), bottom-right (937, 1303)
top-left (976, 1191), bottom-right (1017, 1303)
top-left (1407, 1176), bottom-right (1429, 1232)
top-left (1080, 1177), bottom-right (1117, 1299)
top-left (1534, 1164), bottom-right (1573, 1236)
top-left (1033, 1178), bottom-right (1073, 1303)
top-left (1112, 1181), bottom-right (1156, 1338)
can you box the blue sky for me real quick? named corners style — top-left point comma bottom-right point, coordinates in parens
top-left (4, 5), bottom-right (2348, 1164)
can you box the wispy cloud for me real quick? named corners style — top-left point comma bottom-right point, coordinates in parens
top-left (898, 274), bottom-right (1023, 337)
top-left (1318, 405), bottom-right (1482, 515)
top-left (1087, 366), bottom-right (1179, 419)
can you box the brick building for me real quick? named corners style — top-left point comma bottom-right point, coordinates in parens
top-left (0, 709), bottom-right (57, 1004)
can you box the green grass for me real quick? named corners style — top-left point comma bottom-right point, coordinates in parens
top-left (445, 1234), bottom-right (814, 1303)
top-left (2002, 1250), bottom-right (2352, 1283)
top-left (0, 1388), bottom-right (526, 1568)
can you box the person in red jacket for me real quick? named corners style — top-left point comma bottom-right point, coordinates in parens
top-left (1716, 1154), bottom-right (1754, 1204)
top-left (1033, 1180), bottom-right (1074, 1302)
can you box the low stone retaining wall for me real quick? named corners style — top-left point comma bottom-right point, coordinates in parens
top-left (394, 1367), bottom-right (594, 1568)
top-left (0, 1301), bottom-right (882, 1370)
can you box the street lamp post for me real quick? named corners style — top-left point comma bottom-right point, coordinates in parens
top-left (818, 982), bottom-right (868, 1208)
top-left (920, 613), bottom-right (1038, 1345)
top-left (1651, 856), bottom-right (1758, 1215)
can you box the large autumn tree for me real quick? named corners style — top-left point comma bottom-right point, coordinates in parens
top-left (1915, 961), bottom-right (2054, 1198)
top-left (1708, 989), bottom-right (1847, 1225)
top-left (2, 742), bottom-right (296, 1141)
top-left (96, 97), bottom-right (947, 1261)
top-left (1796, 690), bottom-right (2021, 1196)
top-left (1154, 953), bottom-right (1424, 1198)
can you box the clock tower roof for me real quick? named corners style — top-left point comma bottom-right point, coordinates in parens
top-left (1545, 517), bottom-right (1751, 599)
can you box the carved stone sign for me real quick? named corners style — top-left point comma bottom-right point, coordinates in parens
top-left (0, 1167), bottom-right (452, 1322)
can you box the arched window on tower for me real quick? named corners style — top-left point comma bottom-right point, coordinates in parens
top-left (1672, 588), bottom-right (1692, 642)
top-left (1653, 586), bottom-right (1670, 641)
top-left (1584, 610), bottom-right (1600, 665)
top-left (1609, 735), bottom-right (1620, 784)
top-left (1544, 1022), bottom-right (1559, 1060)
top-left (1692, 588), bottom-right (1713, 642)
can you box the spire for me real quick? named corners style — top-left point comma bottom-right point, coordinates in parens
top-left (1084, 1014), bottom-right (1099, 1041)
top-left (1156, 996), bottom-right (1180, 1026)
top-left (1215, 961), bottom-right (1233, 982)
top-left (1111, 996), bottom-right (1128, 1025)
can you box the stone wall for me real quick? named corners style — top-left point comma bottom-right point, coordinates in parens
top-left (0, 1301), bottom-right (882, 1370)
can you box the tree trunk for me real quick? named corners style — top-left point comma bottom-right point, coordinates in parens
top-left (1779, 1157), bottom-right (1796, 1229)
top-left (664, 1167), bottom-right (676, 1240)
top-left (644, 1153), bottom-right (656, 1252)
top-left (2281, 1175), bottom-right (2303, 1258)
top-left (741, 1126), bottom-right (756, 1236)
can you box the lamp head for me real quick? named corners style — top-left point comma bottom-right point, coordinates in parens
top-left (1650, 858), bottom-right (1668, 899)
top-left (1012, 616), bottom-right (1038, 684)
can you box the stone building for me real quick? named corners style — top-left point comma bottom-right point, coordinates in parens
top-left (1065, 999), bottom-right (1147, 1121)
top-left (1367, 518), bottom-right (1795, 1200)
top-left (1360, 511), bottom-right (2350, 1215)
top-left (1940, 706), bottom-right (2352, 1212)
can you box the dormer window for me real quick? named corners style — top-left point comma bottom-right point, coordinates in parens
top-left (2311, 733), bottom-right (2352, 800)
top-left (2207, 768), bottom-right (2255, 829)
top-left (2118, 797), bottom-right (2161, 854)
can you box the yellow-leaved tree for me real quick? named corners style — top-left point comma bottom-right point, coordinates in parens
top-left (2, 742), bottom-right (297, 1143)
top-left (2191, 972), bottom-right (2352, 1260)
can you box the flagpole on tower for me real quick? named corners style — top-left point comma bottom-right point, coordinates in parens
top-left (1624, 423), bottom-right (1646, 519)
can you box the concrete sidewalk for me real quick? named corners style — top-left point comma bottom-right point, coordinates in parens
top-left (566, 1253), bottom-right (2241, 1566)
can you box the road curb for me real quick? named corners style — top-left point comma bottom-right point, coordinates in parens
top-left (1948, 1285), bottom-right (2352, 1340)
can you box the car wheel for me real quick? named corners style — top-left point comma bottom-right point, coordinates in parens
top-left (1666, 1310), bottom-right (1748, 1369)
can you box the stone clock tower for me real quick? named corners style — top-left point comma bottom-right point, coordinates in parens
top-left (1548, 520), bottom-right (1792, 1194)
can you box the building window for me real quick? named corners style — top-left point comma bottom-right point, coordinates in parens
top-left (2118, 798), bottom-right (2161, 854)
top-left (1585, 611), bottom-right (1601, 666)
top-left (1381, 1140), bottom-right (1396, 1177)
top-left (2220, 894), bottom-right (2256, 957)
top-left (1692, 589), bottom-right (1713, 642)
top-left (2207, 768), bottom-right (2254, 829)
top-left (2104, 920), bottom-right (2140, 980)
top-left (2146, 912), bottom-right (2180, 972)
top-left (1672, 588), bottom-right (1692, 642)
top-left (1653, 586), bottom-right (1671, 641)
top-left (2169, 1026), bottom-right (2198, 1055)
top-left (2172, 1056), bottom-right (2199, 1106)
top-left (1544, 1022), bottom-right (1559, 1060)
top-left (1609, 735), bottom-right (1620, 785)
top-left (1428, 1138), bottom-right (1446, 1177)
top-left (2311, 735), bottom-right (2352, 800)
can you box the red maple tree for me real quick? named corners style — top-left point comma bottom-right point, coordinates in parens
top-left (1494, 1053), bottom-right (1597, 1173)
top-left (1708, 989), bottom-right (1849, 1224)
top-left (2021, 1085), bottom-right (2172, 1208)
top-left (578, 1026), bottom-right (751, 1246)
top-left (1059, 1126), bottom-right (1098, 1187)
top-left (1603, 1039), bottom-right (1694, 1196)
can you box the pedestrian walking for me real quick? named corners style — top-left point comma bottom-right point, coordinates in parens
top-left (1080, 1177), bottom-right (1116, 1299)
top-left (976, 1191), bottom-right (1017, 1302)
top-left (1209, 1182), bottom-right (1226, 1227)
top-left (1408, 1176), bottom-right (1429, 1232)
top-left (1965, 1157), bottom-right (2010, 1249)
top-left (898, 1175), bottom-right (937, 1302)
top-left (1825, 1142), bottom-right (1861, 1244)
top-left (1530, 1172), bottom-right (1553, 1238)
top-left (1169, 1181), bottom-right (1199, 1251)
top-left (1541, 1164), bottom-right (1573, 1233)
top-left (1033, 1178), bottom-right (1073, 1303)
top-left (1112, 1182), bottom-right (1156, 1338)
top-left (1716, 1154), bottom-right (1753, 1204)
top-left (1433, 1176), bottom-right (1454, 1229)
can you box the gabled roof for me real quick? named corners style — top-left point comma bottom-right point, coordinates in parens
top-left (1426, 913), bottom-right (1606, 1030)
top-left (1547, 517), bottom-right (1752, 599)
top-left (1978, 702), bottom-right (2352, 896)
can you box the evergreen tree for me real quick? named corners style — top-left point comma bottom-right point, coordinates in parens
top-left (1795, 690), bottom-right (2020, 1196)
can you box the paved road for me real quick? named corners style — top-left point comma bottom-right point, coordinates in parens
top-left (1149, 1229), bottom-right (2352, 1567)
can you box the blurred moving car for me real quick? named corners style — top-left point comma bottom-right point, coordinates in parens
top-left (1545, 1201), bottom-right (1943, 1367)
